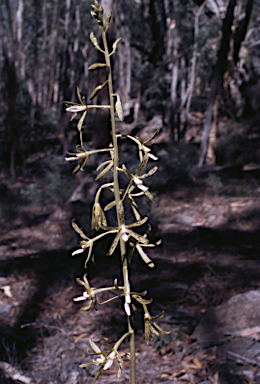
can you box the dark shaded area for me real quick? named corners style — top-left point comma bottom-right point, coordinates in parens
top-left (0, 250), bottom-right (82, 363)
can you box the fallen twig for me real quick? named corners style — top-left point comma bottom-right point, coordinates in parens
top-left (227, 350), bottom-right (260, 366)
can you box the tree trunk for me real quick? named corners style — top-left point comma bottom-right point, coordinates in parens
top-left (185, 1), bottom-right (206, 121)
top-left (3, 0), bottom-right (17, 179)
top-left (38, 0), bottom-right (47, 107)
top-left (47, 0), bottom-right (61, 110)
top-left (101, 0), bottom-right (113, 17)
top-left (169, 0), bottom-right (179, 141)
top-left (198, 0), bottom-right (237, 167)
top-left (206, 95), bottom-right (219, 164)
top-left (58, 0), bottom-right (73, 155)
top-left (233, 0), bottom-right (253, 64)
top-left (15, 0), bottom-right (23, 47)
top-left (114, 0), bottom-right (131, 116)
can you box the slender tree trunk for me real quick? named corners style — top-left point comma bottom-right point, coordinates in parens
top-left (114, 0), bottom-right (131, 116)
top-left (47, 0), bottom-right (61, 109)
top-left (206, 95), bottom-right (219, 164)
top-left (58, 0), bottom-right (72, 155)
top-left (39, 0), bottom-right (47, 107)
top-left (15, 0), bottom-right (23, 46)
top-left (198, 0), bottom-right (237, 167)
top-left (178, 1), bottom-right (205, 140)
top-left (169, 0), bottom-right (179, 141)
top-left (30, 0), bottom-right (41, 130)
top-left (186, 1), bottom-right (206, 118)
top-left (3, 0), bottom-right (17, 179)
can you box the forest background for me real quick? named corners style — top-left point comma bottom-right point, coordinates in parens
top-left (1, 0), bottom-right (260, 181)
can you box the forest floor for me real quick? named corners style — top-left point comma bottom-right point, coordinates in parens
top-left (1, 134), bottom-right (260, 383)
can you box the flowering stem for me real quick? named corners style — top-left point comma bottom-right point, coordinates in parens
top-left (101, 26), bottom-right (136, 384)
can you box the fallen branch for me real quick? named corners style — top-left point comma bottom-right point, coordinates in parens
top-left (0, 361), bottom-right (33, 384)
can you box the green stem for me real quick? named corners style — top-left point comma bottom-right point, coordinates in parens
top-left (101, 26), bottom-right (136, 384)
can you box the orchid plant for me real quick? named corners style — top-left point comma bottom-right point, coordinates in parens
top-left (65, 2), bottom-right (168, 383)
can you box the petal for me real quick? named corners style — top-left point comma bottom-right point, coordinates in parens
top-left (96, 357), bottom-right (106, 365)
top-left (73, 295), bottom-right (87, 301)
top-left (148, 153), bottom-right (158, 161)
top-left (124, 302), bottom-right (131, 316)
top-left (66, 105), bottom-right (87, 113)
top-left (136, 244), bottom-right (155, 268)
top-left (122, 232), bottom-right (129, 242)
top-left (103, 358), bottom-right (113, 370)
top-left (65, 156), bottom-right (78, 161)
top-left (89, 338), bottom-right (102, 354)
top-left (107, 231), bottom-right (121, 255)
top-left (133, 176), bottom-right (142, 185)
top-left (137, 184), bottom-right (148, 192)
top-left (72, 248), bottom-right (85, 256)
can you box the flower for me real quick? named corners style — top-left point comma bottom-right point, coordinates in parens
top-left (73, 275), bottom-right (97, 311)
top-left (100, 216), bottom-right (149, 256)
top-left (65, 145), bottom-right (89, 174)
top-left (72, 239), bottom-right (94, 267)
top-left (118, 128), bottom-right (159, 161)
top-left (103, 351), bottom-right (116, 370)
top-left (73, 290), bottom-right (90, 302)
top-left (65, 150), bottom-right (88, 162)
top-left (71, 219), bottom-right (117, 267)
top-left (80, 334), bottom-right (131, 380)
top-left (121, 154), bottom-right (158, 201)
top-left (66, 145), bottom-right (112, 175)
top-left (121, 225), bottom-right (130, 242)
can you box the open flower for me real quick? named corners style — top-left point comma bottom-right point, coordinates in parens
top-left (65, 146), bottom-right (89, 174)
top-left (66, 145), bottom-right (112, 175)
top-left (121, 153), bottom-right (158, 201)
top-left (80, 333), bottom-right (131, 381)
top-left (100, 216), bottom-right (149, 256)
top-left (73, 275), bottom-right (96, 311)
top-left (64, 87), bottom-right (88, 129)
top-left (72, 237), bottom-right (94, 265)
top-left (71, 219), bottom-right (117, 267)
top-left (118, 128), bottom-right (159, 161)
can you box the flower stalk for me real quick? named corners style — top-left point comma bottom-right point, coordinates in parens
top-left (100, 22), bottom-right (137, 384)
top-left (65, 2), bottom-right (167, 383)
